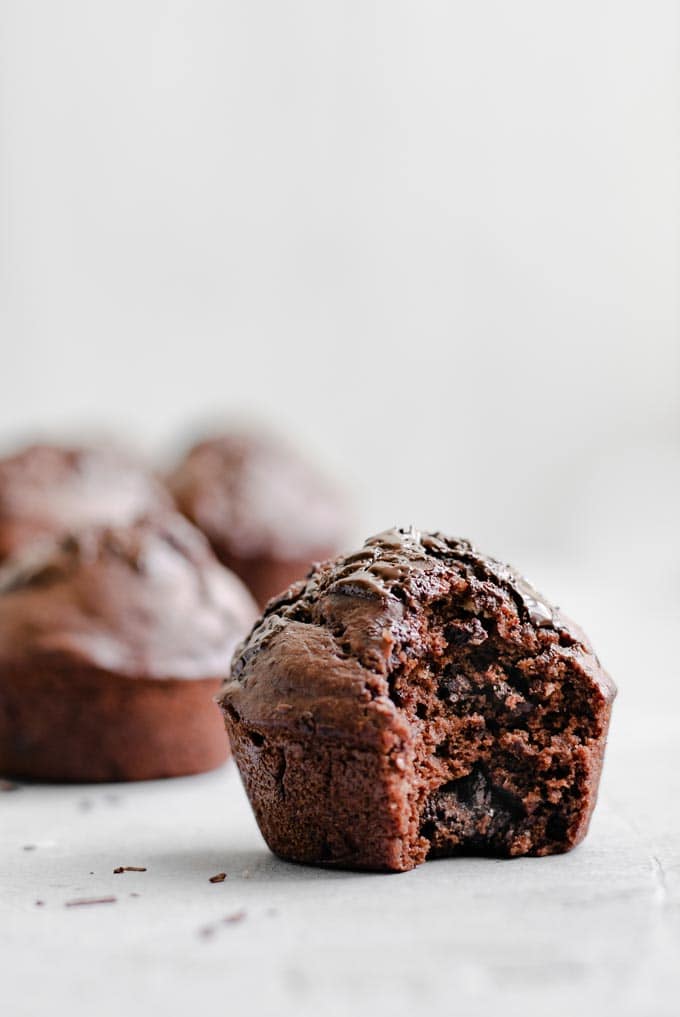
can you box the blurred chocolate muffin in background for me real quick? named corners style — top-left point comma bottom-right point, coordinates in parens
top-left (0, 513), bottom-right (257, 782)
top-left (220, 526), bottom-right (615, 872)
top-left (166, 430), bottom-right (347, 607)
top-left (0, 443), bottom-right (172, 563)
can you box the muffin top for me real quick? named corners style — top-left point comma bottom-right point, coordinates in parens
top-left (220, 527), bottom-right (615, 743)
top-left (167, 431), bottom-right (346, 561)
top-left (0, 443), bottom-right (172, 561)
top-left (0, 513), bottom-right (257, 679)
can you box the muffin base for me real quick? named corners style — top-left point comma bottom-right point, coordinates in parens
top-left (0, 661), bottom-right (228, 782)
top-left (227, 723), bottom-right (417, 871)
top-left (225, 699), bottom-right (611, 873)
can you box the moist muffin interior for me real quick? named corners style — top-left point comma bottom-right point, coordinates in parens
top-left (380, 572), bottom-right (600, 861)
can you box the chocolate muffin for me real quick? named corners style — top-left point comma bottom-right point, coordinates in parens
top-left (0, 443), bottom-right (172, 563)
top-left (167, 431), bottom-right (346, 607)
top-left (0, 514), bottom-right (257, 782)
top-left (219, 527), bottom-right (616, 872)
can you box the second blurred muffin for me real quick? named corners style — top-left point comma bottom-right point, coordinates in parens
top-left (167, 431), bottom-right (347, 606)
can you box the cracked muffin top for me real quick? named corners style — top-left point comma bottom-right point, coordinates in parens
top-left (220, 526), bottom-right (615, 745)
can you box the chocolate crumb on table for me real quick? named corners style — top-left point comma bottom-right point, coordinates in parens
top-left (219, 526), bottom-right (616, 873)
top-left (65, 896), bottom-right (117, 907)
top-left (113, 866), bottom-right (147, 874)
top-left (209, 872), bottom-right (227, 883)
top-left (198, 911), bottom-right (247, 940)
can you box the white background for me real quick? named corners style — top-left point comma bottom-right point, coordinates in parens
top-left (0, 4), bottom-right (678, 1016)
top-left (1, 1), bottom-right (678, 572)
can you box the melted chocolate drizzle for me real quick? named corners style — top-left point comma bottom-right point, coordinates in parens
top-left (328, 527), bottom-right (556, 629)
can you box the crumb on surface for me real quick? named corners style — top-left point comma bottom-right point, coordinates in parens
top-left (65, 896), bottom-right (117, 907)
top-left (198, 910), bottom-right (247, 940)
top-left (223, 910), bottom-right (246, 924)
top-left (209, 872), bottom-right (227, 883)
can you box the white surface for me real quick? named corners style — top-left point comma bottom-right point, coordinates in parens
top-left (1, 717), bottom-right (678, 1017)
top-left (2, 581), bottom-right (679, 1017)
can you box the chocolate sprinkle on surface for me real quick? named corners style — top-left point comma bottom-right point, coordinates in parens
top-left (113, 866), bottom-right (147, 874)
top-left (209, 872), bottom-right (227, 883)
top-left (65, 896), bottom-right (117, 907)
top-left (198, 910), bottom-right (247, 939)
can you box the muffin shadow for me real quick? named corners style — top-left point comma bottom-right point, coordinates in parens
top-left (147, 846), bottom-right (383, 884)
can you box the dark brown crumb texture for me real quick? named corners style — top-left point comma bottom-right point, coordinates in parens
top-left (219, 527), bottom-right (616, 872)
